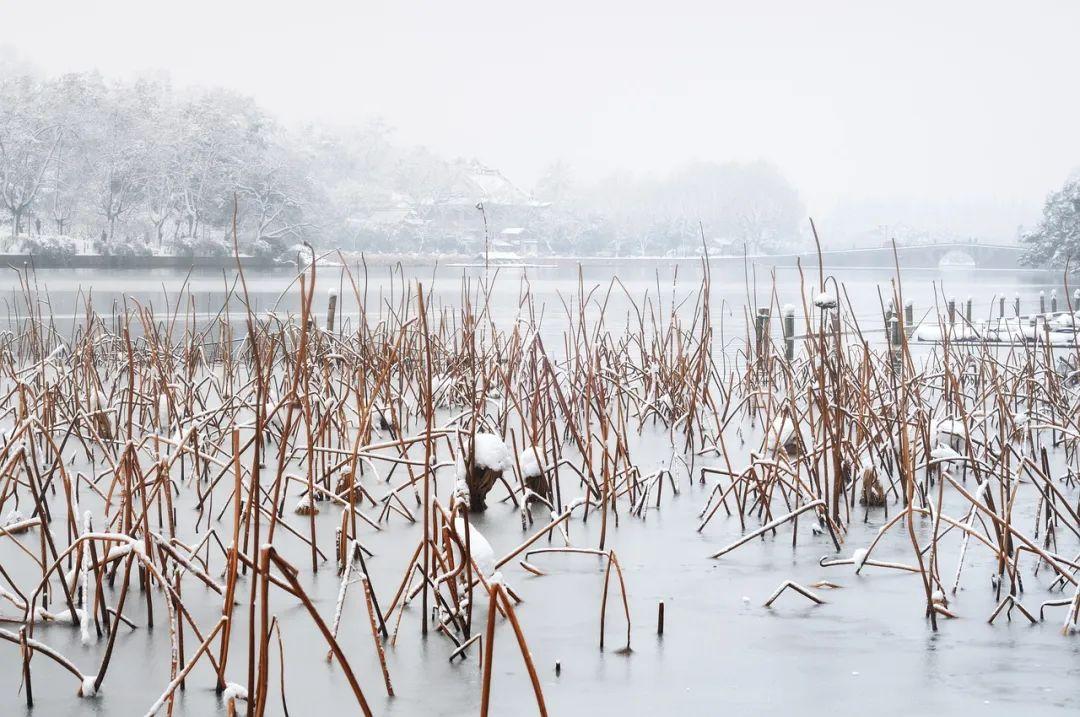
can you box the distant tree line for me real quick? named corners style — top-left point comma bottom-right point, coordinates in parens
top-left (0, 68), bottom-right (807, 258)
top-left (531, 160), bottom-right (806, 256)
top-left (0, 70), bottom-right (344, 257)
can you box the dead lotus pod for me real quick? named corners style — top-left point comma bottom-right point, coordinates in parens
top-left (463, 433), bottom-right (512, 512)
top-left (859, 466), bottom-right (886, 507)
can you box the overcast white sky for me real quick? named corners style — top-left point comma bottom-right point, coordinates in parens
top-left (2, 0), bottom-right (1078, 216)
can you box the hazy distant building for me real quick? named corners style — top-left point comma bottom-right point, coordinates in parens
top-left (354, 160), bottom-right (548, 254)
top-left (429, 160), bottom-right (548, 249)
top-left (493, 227), bottom-right (539, 258)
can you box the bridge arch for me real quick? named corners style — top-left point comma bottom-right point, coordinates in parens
top-left (937, 248), bottom-right (977, 269)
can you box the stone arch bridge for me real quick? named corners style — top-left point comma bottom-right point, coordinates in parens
top-left (782, 242), bottom-right (1024, 270)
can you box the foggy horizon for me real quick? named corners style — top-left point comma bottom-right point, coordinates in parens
top-left (3, 0), bottom-right (1079, 231)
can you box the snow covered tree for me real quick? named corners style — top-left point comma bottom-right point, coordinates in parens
top-left (237, 144), bottom-right (319, 255)
top-left (171, 89), bottom-right (260, 242)
top-left (42, 73), bottom-right (107, 236)
top-left (92, 79), bottom-right (162, 240)
top-left (0, 75), bottom-right (62, 239)
top-left (1021, 176), bottom-right (1080, 270)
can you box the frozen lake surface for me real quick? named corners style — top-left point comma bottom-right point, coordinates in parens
top-left (0, 260), bottom-right (1077, 716)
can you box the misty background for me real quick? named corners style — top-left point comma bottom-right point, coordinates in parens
top-left (1, 1), bottom-right (1078, 260)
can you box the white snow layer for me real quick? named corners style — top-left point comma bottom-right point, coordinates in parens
top-left (472, 433), bottom-right (512, 472)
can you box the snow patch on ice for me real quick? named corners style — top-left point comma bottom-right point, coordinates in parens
top-left (472, 433), bottom-right (512, 472)
top-left (222, 682), bottom-right (248, 702)
top-left (80, 675), bottom-right (98, 697)
top-left (454, 516), bottom-right (495, 576)
top-left (518, 445), bottom-right (545, 478)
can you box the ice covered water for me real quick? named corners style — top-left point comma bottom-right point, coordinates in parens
top-left (0, 261), bottom-right (1076, 716)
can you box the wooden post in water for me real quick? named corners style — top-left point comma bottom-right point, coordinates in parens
top-left (965, 297), bottom-right (972, 323)
top-left (1040, 291), bottom-right (1046, 315)
top-left (884, 300), bottom-right (896, 346)
top-left (1014, 292), bottom-right (1021, 318)
top-left (782, 305), bottom-right (795, 361)
top-left (755, 308), bottom-right (771, 366)
top-left (998, 295), bottom-right (1005, 319)
top-left (1051, 289), bottom-right (1058, 314)
top-left (947, 298), bottom-right (956, 326)
top-left (904, 299), bottom-right (914, 336)
top-left (885, 319), bottom-right (902, 371)
top-left (326, 288), bottom-right (338, 333)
